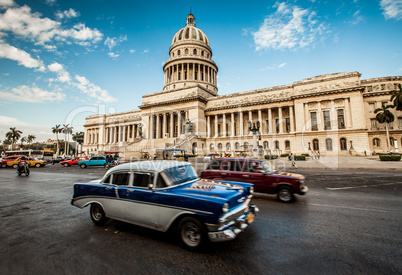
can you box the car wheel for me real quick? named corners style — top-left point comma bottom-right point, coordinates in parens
top-left (12, 164), bottom-right (18, 169)
top-left (64, 163), bottom-right (69, 167)
top-left (90, 203), bottom-right (108, 225)
top-left (80, 164), bottom-right (87, 169)
top-left (35, 163), bottom-right (41, 168)
top-left (277, 186), bottom-right (294, 203)
top-left (178, 217), bottom-right (206, 250)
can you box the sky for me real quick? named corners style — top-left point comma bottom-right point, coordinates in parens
top-left (0, 0), bottom-right (401, 142)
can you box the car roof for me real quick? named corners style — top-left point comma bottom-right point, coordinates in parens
top-left (106, 160), bottom-right (191, 174)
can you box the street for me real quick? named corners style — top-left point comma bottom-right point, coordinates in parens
top-left (0, 164), bottom-right (401, 274)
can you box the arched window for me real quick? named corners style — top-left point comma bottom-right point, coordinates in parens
top-left (185, 28), bottom-right (189, 39)
top-left (373, 138), bottom-right (380, 147)
top-left (275, 141), bottom-right (279, 149)
top-left (201, 51), bottom-right (204, 56)
top-left (178, 30), bottom-right (183, 40)
top-left (263, 141), bottom-right (269, 149)
top-left (210, 143), bottom-right (214, 150)
top-left (218, 143), bottom-right (223, 151)
top-left (226, 143), bottom-right (231, 151)
top-left (340, 138), bottom-right (347, 150)
top-left (177, 50), bottom-right (181, 56)
top-left (235, 142), bottom-right (240, 150)
top-left (326, 139), bottom-right (333, 151)
top-left (193, 49), bottom-right (197, 55)
top-left (313, 139), bottom-right (319, 151)
top-left (198, 30), bottom-right (203, 41)
top-left (185, 48), bottom-right (188, 55)
top-left (285, 140), bottom-right (290, 149)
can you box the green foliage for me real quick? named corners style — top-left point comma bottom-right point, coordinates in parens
top-left (281, 154), bottom-right (289, 157)
top-left (391, 83), bottom-right (402, 111)
top-left (294, 155), bottom-right (306, 161)
top-left (379, 155), bottom-right (401, 161)
top-left (265, 155), bottom-right (278, 160)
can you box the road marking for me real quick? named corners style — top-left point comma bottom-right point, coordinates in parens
top-left (308, 203), bottom-right (389, 213)
top-left (326, 182), bottom-right (401, 190)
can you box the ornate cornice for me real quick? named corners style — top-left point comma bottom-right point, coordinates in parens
top-left (139, 95), bottom-right (208, 109)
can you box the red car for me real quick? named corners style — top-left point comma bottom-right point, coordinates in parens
top-left (1, 155), bottom-right (26, 168)
top-left (200, 158), bottom-right (308, 203)
top-left (60, 157), bottom-right (88, 167)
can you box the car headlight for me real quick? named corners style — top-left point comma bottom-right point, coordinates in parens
top-left (222, 202), bottom-right (229, 213)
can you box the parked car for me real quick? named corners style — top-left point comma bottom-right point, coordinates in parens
top-left (78, 156), bottom-right (108, 168)
top-left (6, 156), bottom-right (47, 168)
top-left (200, 158), bottom-right (308, 203)
top-left (49, 157), bottom-right (71, 165)
top-left (61, 157), bottom-right (88, 167)
top-left (1, 155), bottom-right (26, 168)
top-left (203, 153), bottom-right (220, 163)
top-left (71, 161), bottom-right (258, 250)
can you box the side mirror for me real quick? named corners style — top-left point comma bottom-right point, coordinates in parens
top-left (148, 183), bottom-right (155, 191)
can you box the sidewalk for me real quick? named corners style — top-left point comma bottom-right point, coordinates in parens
top-left (266, 156), bottom-right (402, 171)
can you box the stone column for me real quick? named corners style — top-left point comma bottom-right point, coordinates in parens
top-left (156, 114), bottom-right (160, 139)
top-left (278, 107), bottom-right (283, 133)
top-left (304, 103), bottom-right (311, 131)
top-left (178, 111), bottom-right (182, 136)
top-left (268, 108), bottom-right (273, 134)
top-left (170, 113), bottom-right (174, 138)
top-left (122, 125), bottom-right (126, 142)
top-left (258, 109), bottom-right (262, 126)
top-left (317, 102), bottom-right (323, 131)
top-left (289, 106), bottom-right (295, 132)
top-left (331, 100), bottom-right (337, 130)
top-left (248, 110), bottom-right (252, 135)
top-left (207, 115), bottom-right (211, 137)
top-left (239, 111), bottom-right (244, 136)
top-left (222, 114), bottom-right (227, 137)
top-left (150, 115), bottom-right (154, 139)
top-left (214, 115), bottom-right (218, 137)
top-left (231, 113), bottom-right (235, 137)
top-left (345, 98), bottom-right (352, 128)
top-left (163, 113), bottom-right (167, 138)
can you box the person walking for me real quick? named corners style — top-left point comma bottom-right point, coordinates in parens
top-left (290, 153), bottom-right (297, 169)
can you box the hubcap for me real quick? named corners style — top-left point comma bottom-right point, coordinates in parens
top-left (279, 189), bottom-right (291, 201)
top-left (92, 206), bottom-right (103, 221)
top-left (182, 222), bottom-right (201, 247)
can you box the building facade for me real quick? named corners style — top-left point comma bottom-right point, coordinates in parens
top-left (83, 13), bottom-right (402, 159)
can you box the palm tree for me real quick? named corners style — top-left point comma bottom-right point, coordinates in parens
top-left (62, 124), bottom-right (73, 156)
top-left (375, 102), bottom-right (395, 152)
top-left (5, 127), bottom-right (23, 150)
top-left (20, 136), bottom-right (27, 148)
top-left (52, 125), bottom-right (62, 156)
top-left (27, 135), bottom-right (36, 145)
top-left (391, 83), bottom-right (402, 111)
top-left (72, 132), bottom-right (84, 156)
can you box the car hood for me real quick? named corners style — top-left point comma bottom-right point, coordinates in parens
top-left (273, 171), bottom-right (305, 180)
top-left (176, 179), bottom-right (250, 201)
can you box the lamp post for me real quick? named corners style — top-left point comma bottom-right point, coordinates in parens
top-left (248, 121), bottom-right (260, 158)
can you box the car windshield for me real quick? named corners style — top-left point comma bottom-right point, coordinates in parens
top-left (163, 165), bottom-right (198, 186)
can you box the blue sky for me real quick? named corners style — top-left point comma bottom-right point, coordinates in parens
top-left (0, 0), bottom-right (401, 141)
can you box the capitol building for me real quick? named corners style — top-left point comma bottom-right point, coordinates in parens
top-left (83, 13), bottom-right (402, 160)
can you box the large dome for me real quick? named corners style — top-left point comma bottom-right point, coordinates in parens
top-left (171, 13), bottom-right (210, 48)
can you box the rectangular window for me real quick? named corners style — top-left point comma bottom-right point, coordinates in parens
top-left (266, 120), bottom-right (269, 134)
top-left (234, 123), bottom-right (237, 136)
top-left (367, 86), bottom-right (373, 92)
top-left (311, 112), bottom-right (318, 131)
top-left (323, 110), bottom-right (331, 130)
top-left (218, 124), bottom-right (221, 137)
top-left (133, 173), bottom-right (152, 188)
top-left (112, 173), bottom-right (130, 186)
top-left (275, 118), bottom-right (280, 133)
top-left (285, 118), bottom-right (290, 133)
top-left (371, 118), bottom-right (378, 130)
top-left (337, 109), bottom-right (345, 129)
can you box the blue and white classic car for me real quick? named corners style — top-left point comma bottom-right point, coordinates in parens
top-left (71, 161), bottom-right (258, 249)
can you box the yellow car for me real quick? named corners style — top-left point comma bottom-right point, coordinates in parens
top-left (7, 157), bottom-right (47, 168)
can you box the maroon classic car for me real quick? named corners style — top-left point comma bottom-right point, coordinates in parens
top-left (200, 158), bottom-right (308, 202)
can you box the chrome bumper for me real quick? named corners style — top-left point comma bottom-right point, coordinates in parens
top-left (208, 205), bottom-right (259, 242)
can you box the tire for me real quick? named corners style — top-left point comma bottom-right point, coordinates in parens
top-left (35, 163), bottom-right (41, 168)
top-left (178, 217), bottom-right (206, 250)
top-left (25, 169), bottom-right (30, 176)
top-left (12, 164), bottom-right (18, 169)
top-left (90, 203), bottom-right (108, 225)
top-left (277, 186), bottom-right (294, 203)
top-left (64, 163), bottom-right (69, 167)
top-left (80, 164), bottom-right (87, 169)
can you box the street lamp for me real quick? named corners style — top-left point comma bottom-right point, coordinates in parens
top-left (248, 121), bottom-right (260, 158)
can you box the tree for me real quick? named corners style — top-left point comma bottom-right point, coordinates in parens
top-left (62, 124), bottom-right (73, 155)
top-left (27, 135), bottom-right (36, 145)
top-left (20, 136), bottom-right (27, 148)
top-left (72, 132), bottom-right (84, 156)
top-left (375, 102), bottom-right (395, 152)
top-left (52, 125), bottom-right (62, 156)
top-left (391, 83), bottom-right (402, 111)
top-left (5, 127), bottom-right (23, 150)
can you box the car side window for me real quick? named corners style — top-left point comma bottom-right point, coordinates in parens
top-left (155, 173), bottom-right (168, 188)
top-left (230, 160), bottom-right (243, 172)
top-left (209, 160), bottom-right (222, 170)
top-left (103, 174), bottom-right (111, 184)
top-left (133, 173), bottom-right (152, 188)
top-left (245, 161), bottom-right (263, 173)
top-left (112, 173), bottom-right (130, 186)
top-left (221, 161), bottom-right (231, 171)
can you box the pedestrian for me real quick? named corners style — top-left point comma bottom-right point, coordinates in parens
top-left (317, 151), bottom-right (320, 159)
top-left (290, 153), bottom-right (297, 169)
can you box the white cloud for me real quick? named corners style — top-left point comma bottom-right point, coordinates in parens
top-left (0, 40), bottom-right (46, 71)
top-left (0, 3), bottom-right (103, 50)
top-left (0, 115), bottom-right (28, 126)
top-left (108, 52), bottom-right (119, 58)
top-left (380, 0), bottom-right (402, 20)
top-left (48, 62), bottom-right (71, 83)
top-left (56, 8), bottom-right (80, 20)
top-left (73, 75), bottom-right (117, 102)
top-left (252, 2), bottom-right (330, 51)
top-left (278, 62), bottom-right (287, 68)
top-left (0, 0), bottom-right (14, 8)
top-left (104, 35), bottom-right (127, 50)
top-left (129, 49), bottom-right (135, 53)
top-left (350, 10), bottom-right (366, 25)
top-left (0, 85), bottom-right (66, 103)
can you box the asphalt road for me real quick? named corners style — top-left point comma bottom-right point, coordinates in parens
top-left (0, 164), bottom-right (401, 274)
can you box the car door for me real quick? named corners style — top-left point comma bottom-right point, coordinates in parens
top-left (121, 172), bottom-right (160, 229)
top-left (243, 160), bottom-right (276, 193)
